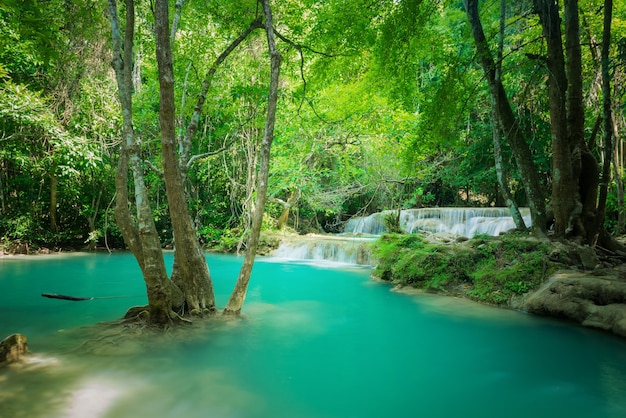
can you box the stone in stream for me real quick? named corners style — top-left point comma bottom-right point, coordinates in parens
top-left (0, 333), bottom-right (28, 366)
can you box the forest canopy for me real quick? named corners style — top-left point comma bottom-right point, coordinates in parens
top-left (1, 0), bottom-right (625, 250)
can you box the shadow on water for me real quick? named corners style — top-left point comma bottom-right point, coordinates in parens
top-left (1, 252), bottom-right (626, 418)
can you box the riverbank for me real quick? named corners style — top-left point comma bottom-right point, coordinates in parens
top-left (372, 231), bottom-right (626, 338)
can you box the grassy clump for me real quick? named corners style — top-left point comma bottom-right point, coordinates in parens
top-left (372, 232), bottom-right (556, 306)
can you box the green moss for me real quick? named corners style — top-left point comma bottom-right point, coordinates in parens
top-left (372, 232), bottom-right (557, 305)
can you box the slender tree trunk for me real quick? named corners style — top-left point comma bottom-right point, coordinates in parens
top-left (613, 112), bottom-right (625, 234)
top-left (493, 120), bottom-right (526, 229)
top-left (592, 0), bottom-right (614, 244)
top-left (277, 189), bottom-right (301, 230)
top-left (154, 0), bottom-right (215, 314)
top-left (493, 0), bottom-right (525, 229)
top-left (108, 0), bottom-right (172, 326)
top-left (464, 0), bottom-right (545, 234)
top-left (0, 161), bottom-right (5, 214)
top-left (87, 186), bottom-right (102, 250)
top-left (49, 173), bottom-right (58, 233)
top-left (239, 128), bottom-right (259, 247)
top-left (224, 0), bottom-right (282, 315)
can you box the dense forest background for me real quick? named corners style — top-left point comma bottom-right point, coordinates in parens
top-left (1, 0), bottom-right (625, 251)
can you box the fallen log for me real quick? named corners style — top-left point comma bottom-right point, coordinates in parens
top-left (42, 293), bottom-right (94, 301)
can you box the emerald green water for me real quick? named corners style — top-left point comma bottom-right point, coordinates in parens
top-left (1, 253), bottom-right (626, 418)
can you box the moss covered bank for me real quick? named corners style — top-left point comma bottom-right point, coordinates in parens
top-left (372, 231), bottom-right (626, 338)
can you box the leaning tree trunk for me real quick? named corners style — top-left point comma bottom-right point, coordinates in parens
top-left (108, 0), bottom-right (172, 325)
top-left (154, 0), bottom-right (215, 314)
top-left (464, 0), bottom-right (545, 234)
top-left (224, 0), bottom-right (282, 315)
top-left (492, 0), bottom-right (525, 230)
top-left (493, 118), bottom-right (526, 229)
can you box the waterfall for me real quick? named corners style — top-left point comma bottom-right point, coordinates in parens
top-left (344, 207), bottom-right (531, 238)
top-left (271, 235), bottom-right (374, 265)
top-left (271, 208), bottom-right (529, 266)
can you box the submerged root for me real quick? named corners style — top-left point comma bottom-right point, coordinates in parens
top-left (123, 305), bottom-right (150, 321)
top-left (169, 310), bottom-right (193, 324)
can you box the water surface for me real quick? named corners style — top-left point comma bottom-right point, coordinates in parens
top-left (1, 253), bottom-right (626, 418)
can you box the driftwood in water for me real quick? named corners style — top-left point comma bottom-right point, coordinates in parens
top-left (41, 293), bottom-right (94, 301)
top-left (0, 333), bottom-right (28, 366)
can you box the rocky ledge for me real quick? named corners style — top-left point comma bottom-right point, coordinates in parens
top-left (522, 269), bottom-right (626, 337)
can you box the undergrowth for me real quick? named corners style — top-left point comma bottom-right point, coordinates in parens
top-left (372, 232), bottom-right (556, 306)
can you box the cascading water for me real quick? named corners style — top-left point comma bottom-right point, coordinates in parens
top-left (344, 207), bottom-right (531, 238)
top-left (271, 235), bottom-right (375, 265)
top-left (271, 208), bottom-right (530, 265)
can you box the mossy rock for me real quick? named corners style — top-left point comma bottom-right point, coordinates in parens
top-left (0, 334), bottom-right (28, 366)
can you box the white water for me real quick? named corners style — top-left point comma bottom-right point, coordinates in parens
top-left (270, 208), bottom-right (531, 265)
top-left (344, 207), bottom-right (532, 238)
top-left (271, 235), bottom-right (375, 265)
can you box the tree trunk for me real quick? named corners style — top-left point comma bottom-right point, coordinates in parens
top-left (533, 0), bottom-right (581, 238)
top-left (492, 0), bottom-right (525, 230)
top-left (613, 113), bottom-right (625, 234)
top-left (565, 0), bottom-right (600, 243)
top-left (154, 0), bottom-right (215, 314)
top-left (224, 0), bottom-right (281, 315)
top-left (108, 0), bottom-right (172, 326)
top-left (49, 173), bottom-right (58, 233)
top-left (277, 188), bottom-right (301, 230)
top-left (86, 187), bottom-right (102, 251)
top-left (493, 119), bottom-right (526, 229)
top-left (464, 0), bottom-right (545, 234)
top-left (533, 0), bottom-right (606, 244)
top-left (591, 0), bottom-right (613, 244)
top-left (0, 161), bottom-right (5, 214)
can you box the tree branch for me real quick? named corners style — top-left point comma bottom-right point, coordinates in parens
top-left (186, 136), bottom-right (238, 168)
top-left (171, 0), bottom-right (185, 42)
top-left (180, 17), bottom-right (264, 171)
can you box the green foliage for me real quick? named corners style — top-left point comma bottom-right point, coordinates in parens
top-left (383, 212), bottom-right (403, 234)
top-left (373, 232), bottom-right (556, 306)
top-left (1, 0), bottom-right (624, 251)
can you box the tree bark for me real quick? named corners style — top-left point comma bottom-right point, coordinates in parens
top-left (591, 0), bottom-right (613, 244)
top-left (613, 112), bottom-right (625, 234)
top-left (49, 173), bottom-right (58, 233)
top-left (493, 119), bottom-right (526, 229)
top-left (108, 0), bottom-right (172, 326)
top-left (154, 0), bottom-right (215, 314)
top-left (493, 0), bottom-right (525, 229)
top-left (464, 0), bottom-right (545, 234)
top-left (533, 0), bottom-right (581, 238)
top-left (224, 0), bottom-right (282, 315)
top-left (276, 188), bottom-right (301, 230)
top-left (0, 161), bottom-right (5, 214)
top-left (533, 0), bottom-right (606, 244)
top-left (565, 0), bottom-right (600, 243)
